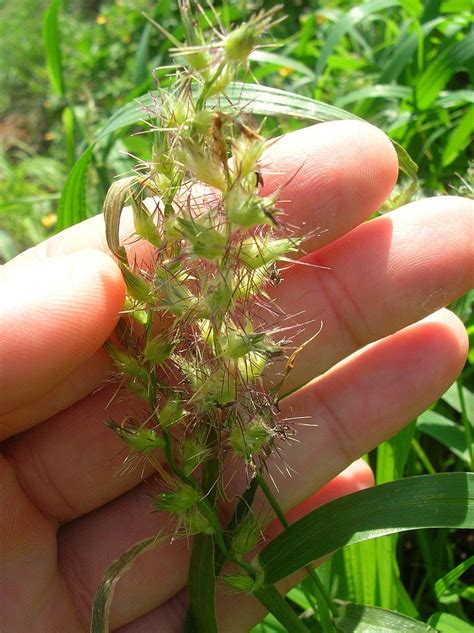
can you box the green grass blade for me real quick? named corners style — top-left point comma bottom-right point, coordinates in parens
top-left (0, 230), bottom-right (18, 262)
top-left (417, 410), bottom-right (470, 465)
top-left (94, 82), bottom-right (417, 183)
top-left (56, 147), bottom-right (93, 230)
top-left (43, 0), bottom-right (65, 97)
top-left (62, 105), bottom-right (76, 167)
top-left (315, 0), bottom-right (403, 78)
top-left (341, 540), bottom-right (378, 605)
top-left (442, 383), bottom-right (474, 421)
top-left (442, 105), bottom-right (474, 166)
top-left (185, 534), bottom-right (218, 633)
top-left (254, 473), bottom-right (474, 585)
top-left (375, 422), bottom-right (416, 610)
top-left (96, 82), bottom-right (360, 142)
top-left (253, 586), bottom-right (309, 633)
top-left (450, 289), bottom-right (474, 323)
top-left (335, 603), bottom-right (437, 632)
top-left (335, 84), bottom-right (412, 108)
top-left (249, 50), bottom-right (316, 79)
top-left (416, 33), bottom-right (474, 109)
top-left (434, 556), bottom-right (474, 600)
top-left (132, 22), bottom-right (152, 87)
top-left (428, 612), bottom-right (474, 633)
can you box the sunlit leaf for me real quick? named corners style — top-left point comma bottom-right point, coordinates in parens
top-left (335, 603), bottom-right (436, 632)
top-left (254, 474), bottom-right (474, 585)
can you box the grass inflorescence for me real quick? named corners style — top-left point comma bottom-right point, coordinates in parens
top-left (100, 4), bottom-right (305, 630)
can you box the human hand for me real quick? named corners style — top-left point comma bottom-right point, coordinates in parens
top-left (1, 121), bottom-right (472, 632)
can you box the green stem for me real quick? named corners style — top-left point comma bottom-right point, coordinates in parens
top-left (195, 60), bottom-right (227, 110)
top-left (256, 473), bottom-right (337, 629)
top-left (186, 444), bottom-right (219, 633)
top-left (457, 379), bottom-right (474, 470)
top-left (411, 438), bottom-right (436, 474)
top-left (253, 585), bottom-right (309, 633)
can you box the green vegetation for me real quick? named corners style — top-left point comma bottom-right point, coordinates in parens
top-left (1, 1), bottom-right (472, 631)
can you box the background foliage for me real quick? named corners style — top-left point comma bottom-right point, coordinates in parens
top-left (0, 1), bottom-right (472, 631)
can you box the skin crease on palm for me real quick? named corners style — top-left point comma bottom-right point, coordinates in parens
top-left (0, 121), bottom-right (473, 633)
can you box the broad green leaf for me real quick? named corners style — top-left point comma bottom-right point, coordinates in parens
top-left (335, 603), bottom-right (436, 632)
top-left (43, 0), bottom-right (65, 97)
top-left (416, 34), bottom-right (474, 109)
top-left (428, 612), bottom-right (474, 633)
top-left (56, 147), bottom-right (93, 230)
top-left (91, 536), bottom-right (164, 633)
top-left (254, 473), bottom-right (474, 585)
top-left (417, 411), bottom-right (469, 464)
top-left (435, 556), bottom-right (474, 599)
top-left (442, 105), bottom-right (474, 166)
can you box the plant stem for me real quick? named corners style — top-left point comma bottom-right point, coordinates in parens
top-left (255, 472), bottom-right (337, 630)
top-left (186, 441), bottom-right (219, 633)
top-left (457, 379), bottom-right (474, 470)
top-left (253, 585), bottom-right (309, 633)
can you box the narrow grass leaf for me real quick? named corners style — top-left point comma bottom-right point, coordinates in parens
top-left (254, 473), bottom-right (474, 585)
top-left (62, 105), bottom-right (76, 167)
top-left (315, 0), bottom-right (403, 77)
top-left (43, 0), bottom-right (65, 97)
top-left (417, 411), bottom-right (469, 464)
top-left (249, 50), bottom-right (316, 78)
top-left (56, 147), bottom-right (93, 230)
top-left (132, 22), bottom-right (152, 87)
top-left (428, 612), bottom-right (474, 633)
top-left (442, 383), bottom-right (474, 421)
top-left (335, 84), bottom-right (412, 108)
top-left (186, 534), bottom-right (218, 633)
top-left (375, 422), bottom-right (416, 610)
top-left (90, 536), bottom-right (164, 633)
top-left (442, 105), bottom-right (474, 166)
top-left (253, 586), bottom-right (309, 633)
top-left (416, 34), bottom-right (474, 109)
top-left (436, 90), bottom-right (474, 108)
top-left (335, 603), bottom-right (436, 632)
top-left (92, 82), bottom-right (418, 185)
top-left (251, 614), bottom-right (288, 632)
top-left (380, 18), bottom-right (444, 83)
top-left (434, 556), bottom-right (474, 599)
top-left (0, 230), bottom-right (18, 262)
top-left (96, 82), bottom-right (360, 142)
top-left (341, 540), bottom-right (378, 605)
top-left (450, 289), bottom-right (474, 323)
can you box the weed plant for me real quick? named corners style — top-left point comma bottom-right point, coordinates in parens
top-left (0, 1), bottom-right (473, 631)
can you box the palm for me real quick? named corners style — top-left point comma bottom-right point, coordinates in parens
top-left (1, 121), bottom-right (471, 632)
